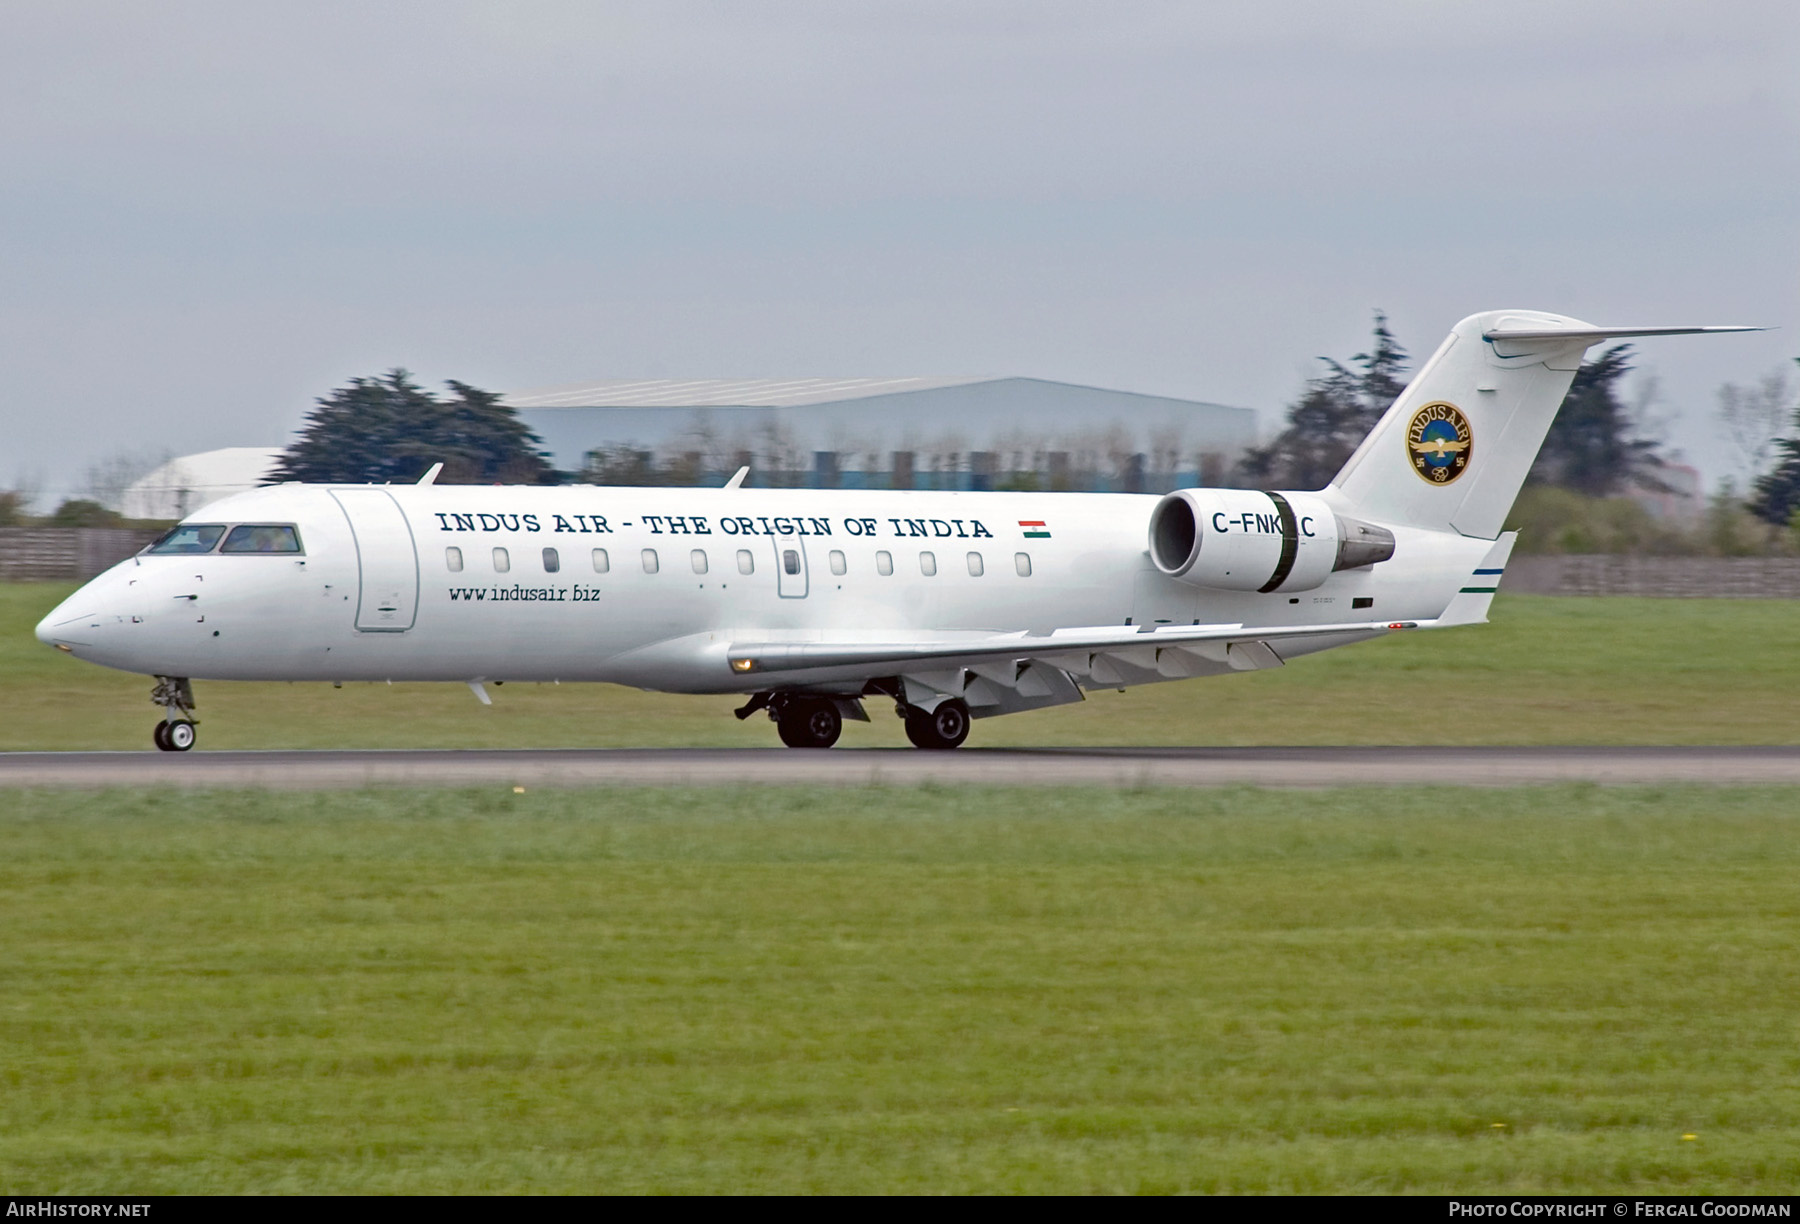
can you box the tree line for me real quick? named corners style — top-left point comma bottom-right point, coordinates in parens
top-left (8, 336), bottom-right (1799, 552)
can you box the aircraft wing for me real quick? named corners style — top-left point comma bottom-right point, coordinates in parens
top-left (726, 615), bottom-right (1438, 679)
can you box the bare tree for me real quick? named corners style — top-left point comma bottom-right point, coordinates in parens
top-left (5, 468), bottom-right (43, 521)
top-left (674, 410), bottom-right (729, 479)
top-left (756, 419), bottom-right (806, 487)
top-left (1716, 366), bottom-right (1797, 489)
top-left (81, 448), bottom-right (171, 513)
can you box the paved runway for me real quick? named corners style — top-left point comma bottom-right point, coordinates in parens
top-left (3, 746), bottom-right (1800, 789)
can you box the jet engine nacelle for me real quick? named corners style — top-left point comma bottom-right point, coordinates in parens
top-left (1147, 489), bottom-right (1395, 593)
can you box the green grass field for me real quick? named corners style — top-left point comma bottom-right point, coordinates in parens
top-left (6, 583), bottom-right (1800, 750)
top-left (4, 784), bottom-right (1799, 1194)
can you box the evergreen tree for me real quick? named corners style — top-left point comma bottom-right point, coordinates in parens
top-left (1241, 313), bottom-right (1409, 489)
top-left (1528, 345), bottom-right (1664, 496)
top-left (271, 370), bottom-right (555, 485)
top-left (1749, 361), bottom-right (1800, 526)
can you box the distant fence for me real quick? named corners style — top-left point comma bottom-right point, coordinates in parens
top-left (0, 528), bottom-right (163, 582)
top-left (1505, 555), bottom-right (1800, 598)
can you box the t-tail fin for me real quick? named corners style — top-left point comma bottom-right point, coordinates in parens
top-left (1325, 310), bottom-right (1759, 539)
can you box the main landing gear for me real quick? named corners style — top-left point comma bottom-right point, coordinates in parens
top-left (902, 699), bottom-right (970, 751)
top-left (735, 691), bottom-right (846, 748)
top-left (736, 689), bottom-right (972, 750)
top-left (776, 696), bottom-right (843, 749)
top-left (150, 675), bottom-right (197, 752)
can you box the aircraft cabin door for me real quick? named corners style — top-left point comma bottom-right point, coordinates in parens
top-left (330, 489), bottom-right (420, 631)
top-left (773, 537), bottom-right (809, 598)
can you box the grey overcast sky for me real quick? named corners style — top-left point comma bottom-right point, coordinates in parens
top-left (4, 0), bottom-right (1797, 501)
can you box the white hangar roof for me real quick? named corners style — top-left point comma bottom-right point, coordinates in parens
top-left (505, 376), bottom-right (994, 410)
top-left (121, 447), bottom-right (285, 521)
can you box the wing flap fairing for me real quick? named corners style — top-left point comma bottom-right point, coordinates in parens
top-left (727, 616), bottom-right (1421, 680)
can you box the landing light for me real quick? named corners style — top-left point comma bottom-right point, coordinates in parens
top-left (55, 644), bottom-right (72, 652)
top-left (731, 658), bottom-right (756, 673)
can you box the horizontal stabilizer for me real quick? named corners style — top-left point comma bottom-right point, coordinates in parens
top-left (1482, 324), bottom-right (1763, 343)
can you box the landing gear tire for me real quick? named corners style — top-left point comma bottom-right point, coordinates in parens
top-left (905, 699), bottom-right (970, 750)
top-left (777, 698), bottom-right (842, 749)
top-left (149, 677), bottom-right (197, 752)
top-left (154, 720), bottom-right (196, 752)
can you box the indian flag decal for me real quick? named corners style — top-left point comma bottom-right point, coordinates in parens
top-left (1019, 520), bottom-right (1051, 539)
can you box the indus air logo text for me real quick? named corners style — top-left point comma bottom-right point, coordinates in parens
top-left (1406, 402), bottom-right (1473, 485)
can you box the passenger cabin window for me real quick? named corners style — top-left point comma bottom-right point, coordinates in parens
top-left (492, 547), bottom-right (510, 573)
top-left (220, 524), bottom-right (302, 553)
top-left (876, 550), bottom-right (893, 576)
top-left (736, 549), bottom-right (754, 575)
top-left (919, 551), bottom-right (937, 576)
top-left (828, 550), bottom-right (847, 576)
top-left (591, 548), bottom-right (610, 573)
top-left (1015, 552), bottom-right (1032, 577)
top-left (691, 549), bottom-right (708, 574)
top-left (966, 551), bottom-right (983, 576)
top-left (445, 546), bottom-right (464, 572)
top-left (783, 549), bottom-right (801, 576)
top-left (642, 548), bottom-right (659, 574)
top-left (542, 547), bottom-right (560, 573)
top-left (147, 524), bottom-right (225, 555)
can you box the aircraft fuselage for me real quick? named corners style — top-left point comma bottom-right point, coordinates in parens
top-left (39, 482), bottom-right (1488, 693)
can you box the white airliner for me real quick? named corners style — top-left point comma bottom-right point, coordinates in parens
top-left (36, 310), bottom-right (1755, 751)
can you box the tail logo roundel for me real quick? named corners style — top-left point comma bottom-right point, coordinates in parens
top-left (1406, 402), bottom-right (1473, 485)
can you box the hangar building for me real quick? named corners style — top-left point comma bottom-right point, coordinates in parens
top-left (121, 448), bottom-right (285, 520)
top-left (504, 376), bottom-right (1256, 492)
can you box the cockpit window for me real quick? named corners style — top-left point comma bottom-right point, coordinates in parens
top-left (147, 524), bottom-right (227, 555)
top-left (220, 524), bottom-right (303, 554)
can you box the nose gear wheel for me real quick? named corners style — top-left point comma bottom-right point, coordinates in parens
top-left (150, 676), bottom-right (198, 752)
top-left (154, 720), bottom-right (197, 752)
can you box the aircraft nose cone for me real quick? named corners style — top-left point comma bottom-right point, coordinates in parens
top-left (35, 595), bottom-right (90, 647)
top-left (35, 570), bottom-right (124, 649)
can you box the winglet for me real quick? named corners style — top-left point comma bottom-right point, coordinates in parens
top-left (418, 462), bottom-right (444, 486)
top-left (723, 466), bottom-right (750, 490)
top-left (1436, 534), bottom-right (1517, 627)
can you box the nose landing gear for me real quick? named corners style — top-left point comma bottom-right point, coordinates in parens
top-left (150, 676), bottom-right (197, 752)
